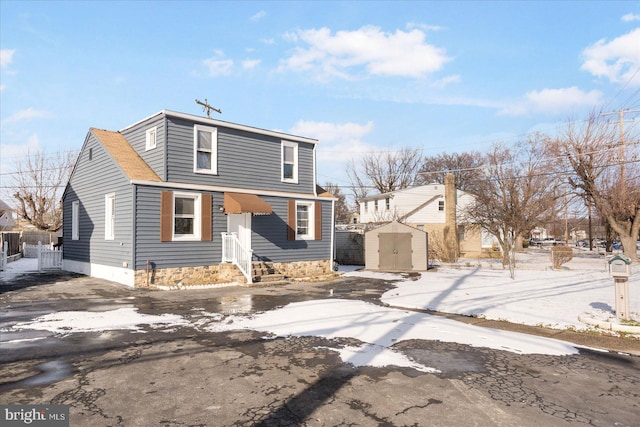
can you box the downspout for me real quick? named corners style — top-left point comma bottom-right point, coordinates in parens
top-left (313, 144), bottom-right (317, 197)
top-left (131, 184), bottom-right (137, 279)
top-left (163, 115), bottom-right (169, 182)
top-left (330, 199), bottom-right (336, 271)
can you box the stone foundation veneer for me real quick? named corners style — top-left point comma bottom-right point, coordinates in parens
top-left (133, 259), bottom-right (332, 288)
top-left (270, 259), bottom-right (332, 279)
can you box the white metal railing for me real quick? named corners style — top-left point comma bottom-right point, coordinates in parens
top-left (221, 232), bottom-right (253, 284)
top-left (38, 241), bottom-right (63, 272)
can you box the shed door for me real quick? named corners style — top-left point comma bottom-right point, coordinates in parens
top-left (378, 233), bottom-right (412, 270)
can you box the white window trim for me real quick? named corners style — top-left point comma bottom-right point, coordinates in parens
top-left (295, 201), bottom-right (314, 240)
top-left (72, 201), bottom-right (79, 240)
top-left (105, 193), bottom-right (115, 240)
top-left (172, 192), bottom-right (201, 241)
top-left (193, 124), bottom-right (218, 175)
top-left (281, 140), bottom-right (298, 183)
top-left (145, 126), bottom-right (157, 151)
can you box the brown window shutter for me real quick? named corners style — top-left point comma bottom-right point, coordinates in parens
top-left (160, 191), bottom-right (173, 242)
top-left (201, 193), bottom-right (212, 241)
top-left (287, 199), bottom-right (296, 241)
top-left (315, 201), bottom-right (322, 240)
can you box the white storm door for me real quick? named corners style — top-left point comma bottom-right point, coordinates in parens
top-left (227, 213), bottom-right (252, 250)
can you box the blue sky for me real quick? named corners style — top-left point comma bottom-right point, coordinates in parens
top-left (1, 1), bottom-right (639, 198)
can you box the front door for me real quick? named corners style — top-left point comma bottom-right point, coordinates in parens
top-left (227, 213), bottom-right (252, 250)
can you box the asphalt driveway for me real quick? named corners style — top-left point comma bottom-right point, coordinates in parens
top-left (1, 271), bottom-right (639, 426)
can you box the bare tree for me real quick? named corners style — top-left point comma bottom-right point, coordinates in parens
top-left (416, 151), bottom-right (486, 194)
top-left (322, 182), bottom-right (351, 224)
top-left (346, 147), bottom-right (422, 204)
top-left (551, 111), bottom-right (640, 260)
top-left (463, 134), bottom-right (561, 276)
top-left (12, 150), bottom-right (76, 231)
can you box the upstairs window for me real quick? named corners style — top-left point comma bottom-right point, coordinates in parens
top-left (146, 127), bottom-right (157, 150)
top-left (194, 125), bottom-right (218, 174)
top-left (281, 141), bottom-right (298, 183)
top-left (374, 200), bottom-right (378, 211)
top-left (385, 197), bottom-right (390, 210)
top-left (438, 200), bottom-right (444, 211)
top-left (105, 193), bottom-right (115, 240)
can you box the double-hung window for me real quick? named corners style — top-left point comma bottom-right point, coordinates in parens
top-left (438, 200), bottom-right (445, 211)
top-left (194, 124), bottom-right (217, 174)
top-left (146, 126), bottom-right (157, 150)
top-left (287, 200), bottom-right (321, 241)
top-left (295, 201), bottom-right (313, 240)
top-left (173, 193), bottom-right (201, 240)
top-left (105, 193), bottom-right (115, 240)
top-left (281, 141), bottom-right (298, 183)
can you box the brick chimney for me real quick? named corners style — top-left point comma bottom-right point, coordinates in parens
top-left (444, 173), bottom-right (456, 229)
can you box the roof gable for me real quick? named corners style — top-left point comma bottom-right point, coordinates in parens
top-left (90, 128), bottom-right (162, 182)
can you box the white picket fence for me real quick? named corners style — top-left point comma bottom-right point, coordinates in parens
top-left (0, 241), bottom-right (7, 271)
top-left (36, 241), bottom-right (63, 272)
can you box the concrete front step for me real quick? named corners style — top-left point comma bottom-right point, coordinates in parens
top-left (250, 261), bottom-right (287, 284)
top-left (252, 273), bottom-right (286, 283)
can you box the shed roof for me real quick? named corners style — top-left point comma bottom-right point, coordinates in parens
top-left (91, 128), bottom-right (162, 182)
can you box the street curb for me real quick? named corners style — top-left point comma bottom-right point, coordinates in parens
top-left (578, 313), bottom-right (640, 334)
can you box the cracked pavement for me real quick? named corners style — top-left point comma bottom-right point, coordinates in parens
top-left (1, 272), bottom-right (639, 426)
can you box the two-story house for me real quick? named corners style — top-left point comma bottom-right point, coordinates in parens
top-left (62, 110), bottom-right (336, 288)
top-left (358, 176), bottom-right (495, 257)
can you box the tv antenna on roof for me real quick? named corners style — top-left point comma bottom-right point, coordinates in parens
top-left (195, 98), bottom-right (221, 118)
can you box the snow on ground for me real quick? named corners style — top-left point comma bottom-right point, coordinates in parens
top-left (11, 307), bottom-right (190, 335)
top-left (2, 252), bottom-right (639, 373)
top-left (0, 257), bottom-right (38, 281)
top-left (371, 252), bottom-right (640, 332)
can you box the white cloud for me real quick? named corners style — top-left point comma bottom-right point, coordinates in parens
top-left (499, 87), bottom-right (604, 116)
top-left (431, 74), bottom-right (460, 88)
top-left (0, 84), bottom-right (5, 91)
top-left (621, 13), bottom-right (640, 22)
top-left (2, 108), bottom-right (50, 124)
top-left (279, 25), bottom-right (451, 80)
top-left (1, 49), bottom-right (15, 68)
top-left (203, 51), bottom-right (234, 76)
top-left (406, 22), bottom-right (443, 32)
top-left (251, 10), bottom-right (266, 21)
top-left (242, 59), bottom-right (261, 69)
top-left (581, 28), bottom-right (640, 86)
top-left (290, 120), bottom-right (376, 163)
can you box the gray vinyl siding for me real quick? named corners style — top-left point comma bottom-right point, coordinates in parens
top-left (63, 133), bottom-right (133, 267)
top-left (133, 185), bottom-right (225, 270)
top-left (251, 197), bottom-right (333, 263)
top-left (120, 115), bottom-right (166, 179)
top-left (132, 187), bottom-right (332, 269)
top-left (166, 117), bottom-right (315, 193)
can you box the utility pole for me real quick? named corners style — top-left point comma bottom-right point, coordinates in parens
top-left (600, 109), bottom-right (640, 190)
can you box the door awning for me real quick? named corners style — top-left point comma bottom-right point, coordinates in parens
top-left (224, 192), bottom-right (272, 215)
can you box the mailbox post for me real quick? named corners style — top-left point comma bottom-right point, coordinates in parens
top-left (608, 255), bottom-right (632, 320)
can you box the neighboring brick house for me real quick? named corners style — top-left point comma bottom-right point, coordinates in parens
top-left (62, 110), bottom-right (336, 288)
top-left (358, 175), bottom-right (496, 258)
